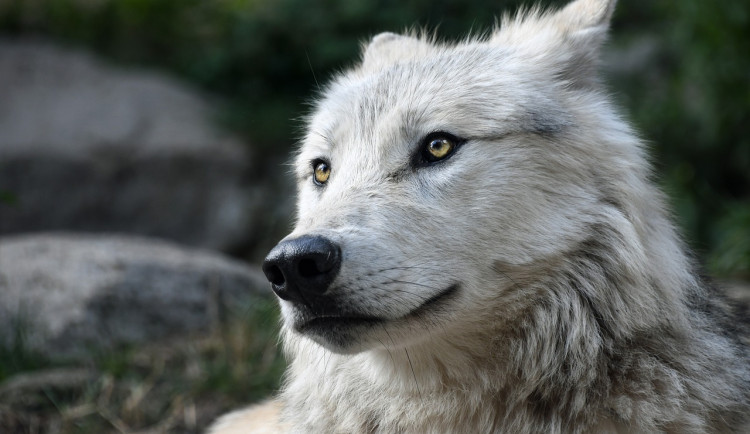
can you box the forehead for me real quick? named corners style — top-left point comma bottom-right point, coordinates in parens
top-left (297, 43), bottom-right (562, 170)
top-left (314, 47), bottom-right (514, 139)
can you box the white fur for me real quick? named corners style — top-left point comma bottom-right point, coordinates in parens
top-left (210, 0), bottom-right (750, 432)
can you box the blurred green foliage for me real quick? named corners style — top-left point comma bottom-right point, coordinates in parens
top-left (611, 1), bottom-right (750, 278)
top-left (0, 189), bottom-right (19, 205)
top-left (1, 0), bottom-right (748, 276)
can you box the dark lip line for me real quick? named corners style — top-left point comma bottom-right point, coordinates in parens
top-left (297, 283), bottom-right (459, 332)
top-left (403, 283), bottom-right (459, 319)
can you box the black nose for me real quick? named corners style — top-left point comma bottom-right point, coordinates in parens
top-left (262, 235), bottom-right (342, 303)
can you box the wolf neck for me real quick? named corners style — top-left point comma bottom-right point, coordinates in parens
top-left (281, 310), bottom-right (627, 432)
top-left (280, 272), bottom-right (627, 432)
top-left (281, 330), bottom-right (515, 432)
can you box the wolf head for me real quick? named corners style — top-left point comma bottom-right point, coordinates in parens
top-left (263, 0), bottom-right (669, 354)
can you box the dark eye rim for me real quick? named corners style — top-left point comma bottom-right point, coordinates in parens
top-left (414, 131), bottom-right (466, 167)
top-left (311, 158), bottom-right (331, 186)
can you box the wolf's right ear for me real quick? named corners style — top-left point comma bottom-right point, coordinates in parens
top-left (492, 0), bottom-right (617, 88)
top-left (361, 32), bottom-right (432, 73)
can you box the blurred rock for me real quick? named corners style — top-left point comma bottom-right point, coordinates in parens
top-left (0, 233), bottom-right (271, 358)
top-left (0, 39), bottom-right (263, 251)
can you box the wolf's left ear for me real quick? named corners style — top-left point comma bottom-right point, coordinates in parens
top-left (360, 32), bottom-right (433, 73)
top-left (492, 0), bottom-right (617, 88)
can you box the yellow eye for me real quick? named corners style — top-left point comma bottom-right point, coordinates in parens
top-left (425, 137), bottom-right (456, 161)
top-left (313, 161), bottom-right (331, 185)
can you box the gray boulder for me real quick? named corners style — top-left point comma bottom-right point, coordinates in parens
top-left (0, 233), bottom-right (272, 358)
top-left (0, 39), bottom-right (263, 251)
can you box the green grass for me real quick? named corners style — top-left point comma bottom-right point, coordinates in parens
top-left (0, 297), bottom-right (286, 433)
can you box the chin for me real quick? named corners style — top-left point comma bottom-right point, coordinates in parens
top-left (292, 316), bottom-right (384, 354)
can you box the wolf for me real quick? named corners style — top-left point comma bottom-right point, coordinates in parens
top-left (209, 0), bottom-right (750, 432)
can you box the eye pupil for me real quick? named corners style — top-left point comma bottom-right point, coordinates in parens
top-left (313, 162), bottom-right (331, 185)
top-left (430, 139), bottom-right (449, 153)
top-left (426, 137), bottom-right (455, 160)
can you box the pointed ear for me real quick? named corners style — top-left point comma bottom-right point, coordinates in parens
top-left (555, 0), bottom-right (616, 37)
top-left (492, 0), bottom-right (617, 87)
top-left (360, 32), bottom-right (433, 73)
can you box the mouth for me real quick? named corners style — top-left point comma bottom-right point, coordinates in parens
top-left (403, 283), bottom-right (459, 319)
top-left (293, 283), bottom-right (459, 335)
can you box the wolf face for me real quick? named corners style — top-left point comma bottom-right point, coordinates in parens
top-left (263, 1), bottom-right (627, 354)
top-left (263, 4), bottom-right (622, 353)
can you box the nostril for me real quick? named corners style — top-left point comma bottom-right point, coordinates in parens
top-left (298, 258), bottom-right (321, 278)
top-left (265, 265), bottom-right (286, 286)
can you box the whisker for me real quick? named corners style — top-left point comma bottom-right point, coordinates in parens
top-left (383, 328), bottom-right (397, 347)
top-left (378, 265), bottom-right (447, 272)
top-left (404, 348), bottom-right (422, 399)
top-left (498, 269), bottom-right (519, 287)
top-left (316, 342), bottom-right (327, 373)
top-left (387, 279), bottom-right (445, 291)
top-left (304, 51), bottom-right (320, 92)
top-left (374, 286), bottom-right (433, 306)
top-left (376, 330), bottom-right (397, 371)
top-left (377, 285), bottom-right (433, 298)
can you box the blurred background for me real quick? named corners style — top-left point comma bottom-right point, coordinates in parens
top-left (0, 0), bottom-right (748, 432)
